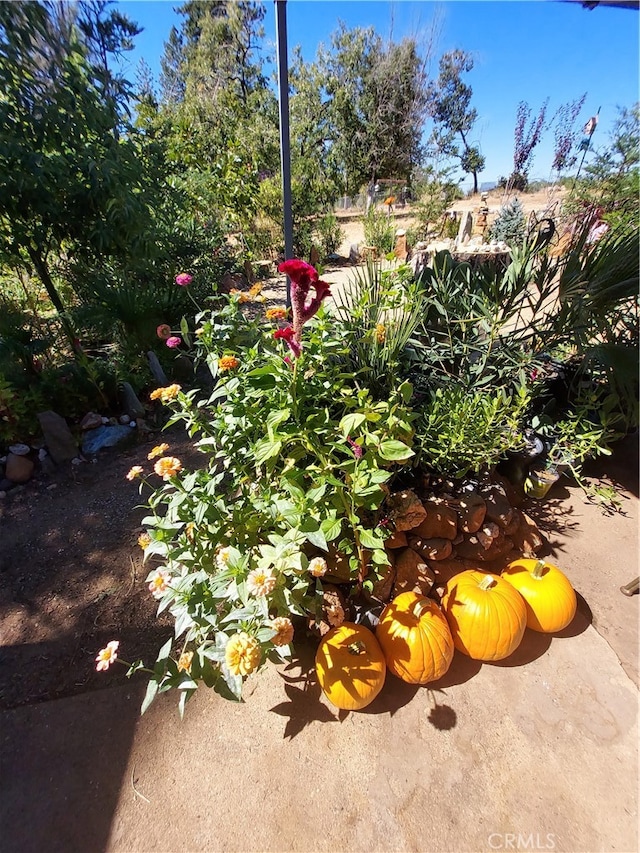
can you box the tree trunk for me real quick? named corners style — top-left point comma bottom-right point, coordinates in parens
top-left (472, 171), bottom-right (479, 194)
top-left (27, 246), bottom-right (66, 315)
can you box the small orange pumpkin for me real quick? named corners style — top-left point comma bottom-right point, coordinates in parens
top-left (441, 570), bottom-right (527, 661)
top-left (501, 558), bottom-right (577, 633)
top-left (315, 622), bottom-right (386, 711)
top-left (376, 591), bottom-right (454, 684)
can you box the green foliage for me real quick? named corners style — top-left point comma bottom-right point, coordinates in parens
top-left (488, 198), bottom-right (527, 246)
top-left (413, 165), bottom-right (463, 237)
top-left (362, 206), bottom-right (395, 255)
top-left (313, 212), bottom-right (345, 258)
top-left (130, 291), bottom-right (415, 708)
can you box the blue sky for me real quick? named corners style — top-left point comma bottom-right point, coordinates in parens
top-left (118, 0), bottom-right (639, 187)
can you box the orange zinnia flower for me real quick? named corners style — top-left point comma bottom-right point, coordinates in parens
top-left (308, 557), bottom-right (328, 577)
top-left (218, 355), bottom-right (240, 372)
top-left (265, 306), bottom-right (288, 321)
top-left (138, 532), bottom-right (151, 550)
top-left (375, 323), bottom-right (386, 344)
top-left (150, 384), bottom-right (181, 404)
top-left (147, 443), bottom-right (169, 460)
top-left (178, 651), bottom-right (194, 673)
top-left (246, 567), bottom-right (277, 597)
top-left (126, 465), bottom-right (144, 481)
top-left (271, 617), bottom-right (294, 647)
top-left (95, 640), bottom-right (119, 672)
top-left (154, 456), bottom-right (182, 480)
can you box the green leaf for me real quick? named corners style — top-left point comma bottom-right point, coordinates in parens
top-left (378, 440), bottom-right (414, 461)
top-left (321, 517), bottom-right (342, 542)
top-left (339, 412), bottom-right (367, 437)
top-left (358, 528), bottom-right (385, 550)
top-left (140, 678), bottom-right (159, 715)
top-left (253, 437), bottom-right (282, 464)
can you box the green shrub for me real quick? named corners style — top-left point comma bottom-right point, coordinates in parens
top-left (488, 198), bottom-right (527, 246)
top-left (313, 212), bottom-right (345, 257)
top-left (362, 206), bottom-right (395, 255)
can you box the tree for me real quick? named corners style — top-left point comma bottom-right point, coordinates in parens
top-left (551, 94), bottom-right (587, 174)
top-left (509, 99), bottom-right (549, 191)
top-left (427, 50), bottom-right (485, 194)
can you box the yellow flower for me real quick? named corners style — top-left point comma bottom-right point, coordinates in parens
top-left (95, 640), bottom-right (119, 672)
top-left (246, 567), bottom-right (277, 597)
top-left (150, 384), bottom-right (181, 404)
top-left (126, 465), bottom-right (144, 481)
top-left (147, 568), bottom-right (170, 598)
top-left (375, 323), bottom-right (386, 344)
top-left (185, 522), bottom-right (195, 542)
top-left (249, 282), bottom-right (263, 298)
top-left (147, 443), bottom-right (170, 460)
top-left (154, 456), bottom-right (182, 480)
top-left (138, 532), bottom-right (151, 550)
top-left (218, 355), bottom-right (240, 372)
top-left (265, 306), bottom-right (288, 321)
top-left (225, 632), bottom-right (261, 677)
top-left (215, 546), bottom-right (232, 570)
top-left (308, 556), bottom-right (328, 577)
top-left (178, 651), bottom-right (194, 673)
top-left (271, 617), bottom-right (294, 647)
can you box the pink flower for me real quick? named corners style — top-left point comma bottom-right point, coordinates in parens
top-left (278, 259), bottom-right (319, 289)
top-left (166, 336), bottom-right (182, 349)
top-left (175, 273), bottom-right (193, 287)
top-left (347, 436), bottom-right (363, 459)
top-left (278, 259), bottom-right (331, 340)
top-left (156, 324), bottom-right (171, 340)
top-left (95, 640), bottom-right (119, 672)
top-left (274, 325), bottom-right (302, 358)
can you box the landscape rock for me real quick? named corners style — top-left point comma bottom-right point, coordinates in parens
top-left (119, 382), bottom-right (146, 420)
top-left (80, 412), bottom-right (103, 431)
top-left (0, 477), bottom-right (14, 492)
top-left (81, 425), bottom-right (136, 456)
top-left (427, 557), bottom-right (483, 586)
top-left (476, 522), bottom-right (501, 550)
top-left (5, 453), bottom-right (34, 484)
top-left (384, 530), bottom-right (408, 549)
top-left (455, 532), bottom-right (514, 562)
top-left (481, 484), bottom-right (515, 529)
top-left (324, 545), bottom-right (351, 583)
top-left (8, 444), bottom-right (30, 456)
top-left (491, 472), bottom-right (524, 508)
top-left (408, 536), bottom-right (453, 562)
top-left (372, 562), bottom-right (396, 602)
top-left (119, 414), bottom-right (131, 425)
top-left (37, 411), bottom-right (79, 464)
top-left (510, 511), bottom-right (545, 556)
top-left (147, 351), bottom-right (169, 387)
top-left (414, 501), bottom-right (458, 540)
top-left (387, 490), bottom-right (427, 531)
top-left (445, 492), bottom-right (486, 533)
top-left (349, 244), bottom-right (361, 264)
top-left (393, 547), bottom-right (436, 596)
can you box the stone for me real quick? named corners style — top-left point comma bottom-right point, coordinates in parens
top-left (457, 210), bottom-right (473, 245)
top-left (510, 512), bottom-right (545, 556)
top-left (481, 484), bottom-right (515, 529)
top-left (5, 453), bottom-right (34, 484)
top-left (414, 501), bottom-right (458, 540)
top-left (119, 382), bottom-right (145, 420)
top-left (147, 352), bottom-right (169, 387)
top-left (455, 532), bottom-right (514, 562)
top-left (394, 230), bottom-right (408, 261)
top-left (39, 452), bottom-right (57, 476)
top-left (408, 536), bottom-right (453, 562)
top-left (309, 245), bottom-right (320, 267)
top-left (476, 522), bottom-right (501, 550)
top-left (8, 443), bottom-right (30, 456)
top-left (37, 411), bottom-right (78, 464)
top-left (384, 530), bottom-right (408, 549)
top-left (427, 557), bottom-right (481, 586)
top-left (80, 412), bottom-right (103, 431)
top-left (324, 545), bottom-right (351, 584)
top-left (445, 493), bottom-right (487, 533)
top-left (349, 244), bottom-right (361, 264)
top-left (101, 417), bottom-right (110, 425)
top-left (387, 490), bottom-right (427, 532)
top-left (393, 548), bottom-right (436, 596)
top-left (0, 491), bottom-right (5, 500)
top-left (81, 425), bottom-right (136, 456)
top-left (372, 562), bottom-right (396, 602)
top-left (243, 259), bottom-right (254, 283)
top-left (119, 414), bottom-right (131, 425)
top-left (0, 477), bottom-right (14, 492)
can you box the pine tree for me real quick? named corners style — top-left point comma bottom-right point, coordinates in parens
top-left (488, 198), bottom-right (526, 247)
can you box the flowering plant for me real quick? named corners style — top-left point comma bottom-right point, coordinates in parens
top-left (116, 260), bottom-right (415, 714)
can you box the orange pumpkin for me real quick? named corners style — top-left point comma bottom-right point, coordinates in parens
top-left (376, 591), bottom-right (454, 684)
top-left (501, 558), bottom-right (577, 633)
top-left (441, 570), bottom-right (527, 661)
top-left (315, 622), bottom-right (386, 711)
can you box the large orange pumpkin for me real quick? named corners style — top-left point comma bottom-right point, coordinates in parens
top-left (376, 591), bottom-right (454, 684)
top-left (315, 622), bottom-right (386, 711)
top-left (501, 558), bottom-right (577, 633)
top-left (441, 570), bottom-right (527, 661)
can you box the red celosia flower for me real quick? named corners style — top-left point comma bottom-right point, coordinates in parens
top-left (274, 325), bottom-right (302, 358)
top-left (278, 259), bottom-right (319, 289)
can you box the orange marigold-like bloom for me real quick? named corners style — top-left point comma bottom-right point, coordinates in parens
top-left (126, 465), bottom-right (144, 481)
top-left (147, 443), bottom-right (169, 460)
top-left (308, 556), bottom-right (328, 577)
top-left (225, 632), bottom-right (261, 677)
top-left (218, 355), bottom-right (240, 372)
top-left (265, 306), bottom-right (288, 321)
top-left (246, 567), bottom-right (277, 597)
top-left (375, 323), bottom-right (386, 344)
top-left (138, 532), bottom-right (151, 550)
top-left (147, 568), bottom-right (170, 598)
top-left (178, 651), bottom-right (194, 673)
top-left (249, 282), bottom-right (263, 298)
top-left (154, 456), bottom-right (182, 480)
top-left (271, 617), bottom-right (294, 647)
top-left (150, 384), bottom-right (181, 404)
top-left (95, 640), bottom-right (119, 672)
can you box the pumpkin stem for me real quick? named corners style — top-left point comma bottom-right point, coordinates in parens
top-left (478, 574), bottom-right (497, 591)
top-left (347, 641), bottom-right (366, 655)
top-left (532, 560), bottom-right (547, 579)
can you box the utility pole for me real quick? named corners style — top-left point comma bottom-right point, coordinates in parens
top-left (275, 0), bottom-right (293, 306)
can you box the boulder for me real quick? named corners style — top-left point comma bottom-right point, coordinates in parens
top-left (510, 511), bottom-right (545, 556)
top-left (384, 530), bottom-right (408, 549)
top-left (393, 548), bottom-right (436, 596)
top-left (414, 501), bottom-right (458, 540)
top-left (387, 490), bottom-right (427, 531)
top-left (81, 425), bottom-right (136, 456)
top-left (80, 412), bottom-right (103, 431)
top-left (455, 532), bottom-right (514, 562)
top-left (324, 544), bottom-right (351, 584)
top-left (147, 351), bottom-right (169, 387)
top-left (119, 382), bottom-right (146, 420)
top-left (5, 452), bottom-right (34, 484)
top-left (408, 536), bottom-right (453, 562)
top-left (372, 562), bottom-right (396, 602)
top-left (481, 484), bottom-right (515, 529)
top-left (37, 411), bottom-right (78, 464)
top-left (444, 492), bottom-right (486, 533)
